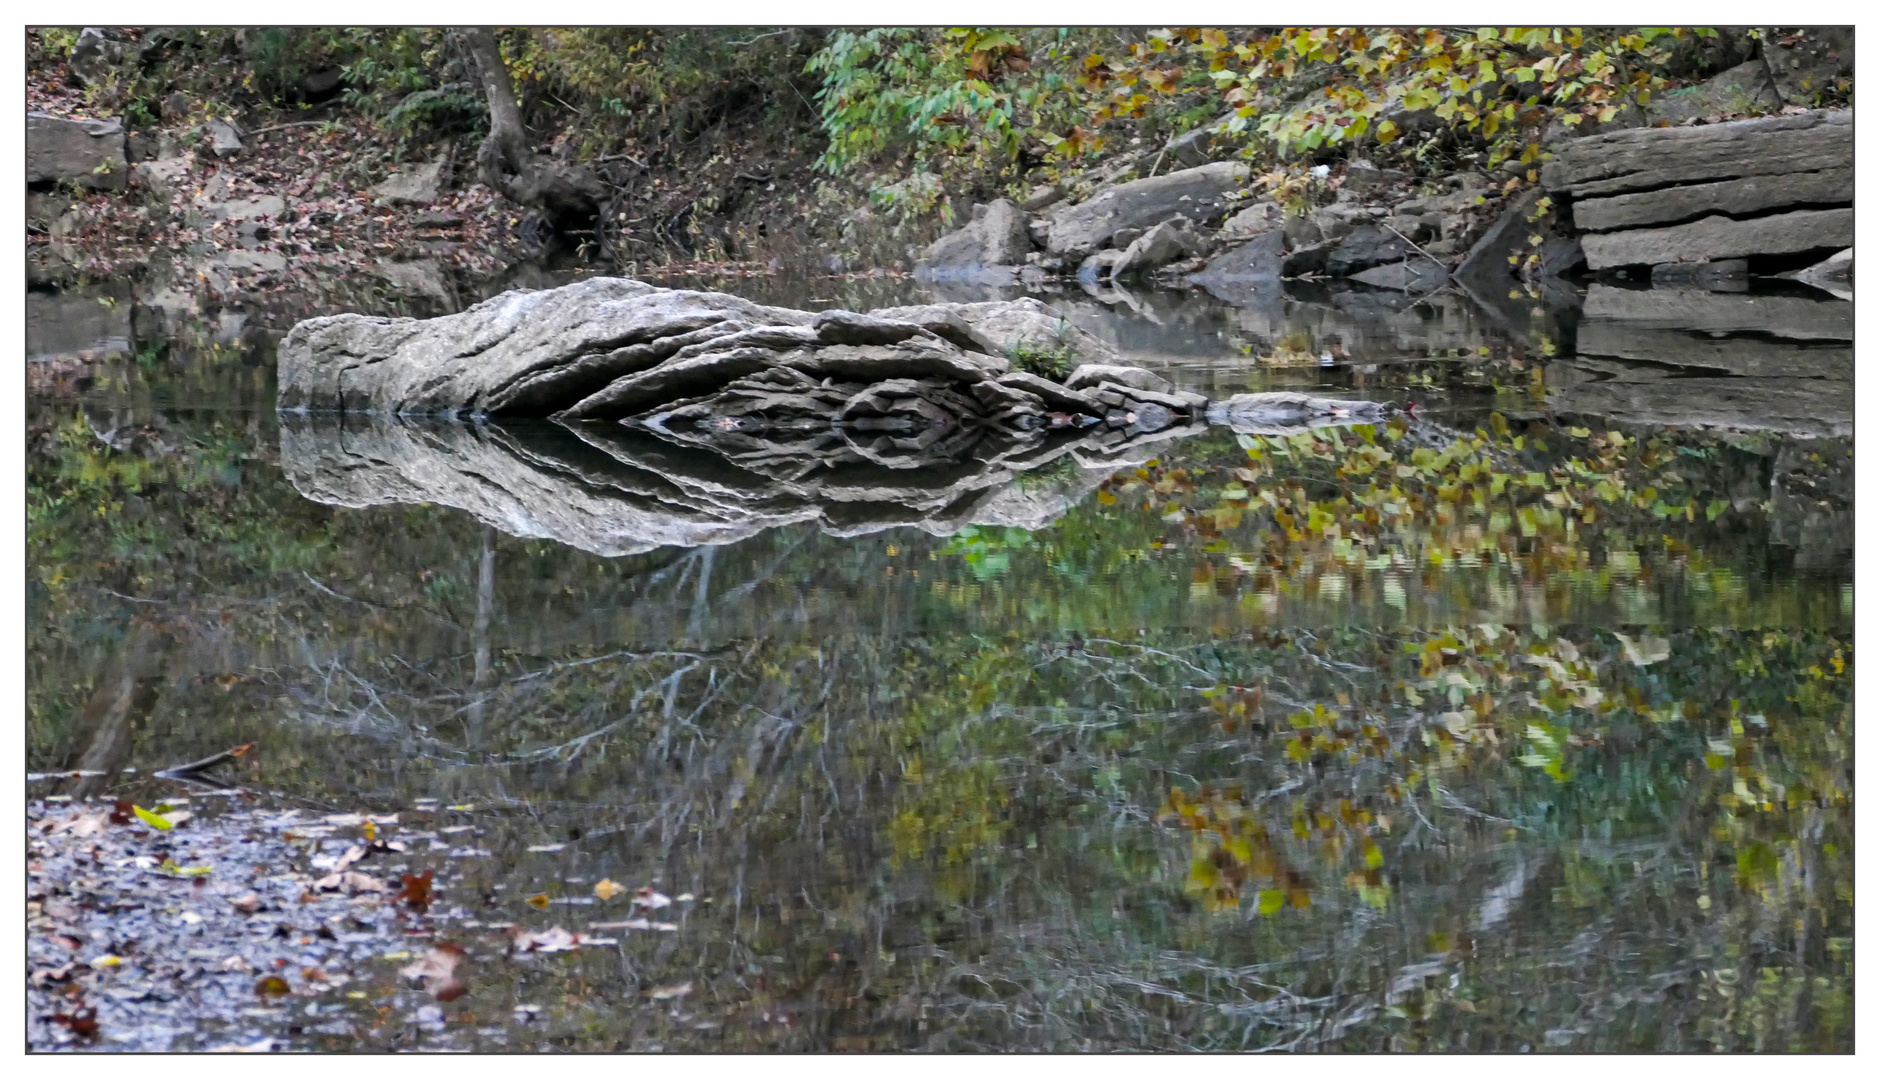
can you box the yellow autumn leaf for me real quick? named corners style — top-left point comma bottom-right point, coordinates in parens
top-left (133, 804), bottom-right (173, 830)
top-left (526, 893), bottom-right (550, 910)
top-left (593, 878), bottom-right (624, 901)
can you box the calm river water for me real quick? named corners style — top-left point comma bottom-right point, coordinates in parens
top-left (26, 270), bottom-right (1853, 1051)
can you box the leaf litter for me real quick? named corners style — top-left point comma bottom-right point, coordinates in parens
top-left (29, 792), bottom-right (723, 1051)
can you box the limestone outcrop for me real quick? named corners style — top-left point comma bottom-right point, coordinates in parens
top-left (277, 278), bottom-right (1210, 461)
top-left (1542, 109), bottom-right (1853, 272)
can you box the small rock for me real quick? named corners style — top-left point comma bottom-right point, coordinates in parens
top-left (370, 160), bottom-right (446, 207)
top-left (133, 157), bottom-right (191, 202)
top-left (1282, 239), bottom-right (1338, 278)
top-left (1383, 213), bottom-right (1439, 245)
top-left (1310, 204), bottom-right (1372, 243)
top-left (68, 28), bottom-right (135, 89)
top-left (1045, 160), bottom-right (1250, 257)
top-left (1350, 258), bottom-right (1450, 293)
top-left (379, 260), bottom-right (453, 306)
top-left (1326, 224), bottom-right (1417, 277)
top-left (1217, 200), bottom-right (1282, 242)
top-left (1112, 216), bottom-right (1208, 279)
top-left (1341, 159), bottom-right (1411, 194)
top-left (207, 118), bottom-right (244, 158)
top-left (1021, 183), bottom-right (1063, 211)
top-left (1189, 229), bottom-right (1286, 285)
top-left (1064, 364), bottom-right (1173, 395)
top-left (1282, 214), bottom-right (1322, 248)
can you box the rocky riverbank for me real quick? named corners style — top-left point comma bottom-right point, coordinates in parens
top-left (915, 108), bottom-right (1852, 310)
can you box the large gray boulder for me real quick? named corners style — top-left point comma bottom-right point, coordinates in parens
top-left (919, 197), bottom-right (1031, 272)
top-left (28, 113), bottom-right (129, 190)
top-left (1046, 161), bottom-right (1251, 257)
top-left (278, 280), bottom-right (1187, 457)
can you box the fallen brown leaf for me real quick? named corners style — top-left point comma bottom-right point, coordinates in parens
top-left (397, 868), bottom-right (434, 911)
top-left (230, 893), bottom-right (261, 914)
top-left (510, 926), bottom-right (579, 953)
top-left (400, 942), bottom-right (468, 1001)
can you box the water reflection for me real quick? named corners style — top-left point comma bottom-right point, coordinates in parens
top-left (26, 270), bottom-right (1854, 1051)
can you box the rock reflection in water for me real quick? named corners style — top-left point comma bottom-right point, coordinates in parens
top-left (281, 411), bottom-right (1207, 556)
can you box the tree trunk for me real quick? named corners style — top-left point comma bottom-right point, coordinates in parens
top-left (462, 27), bottom-right (606, 233)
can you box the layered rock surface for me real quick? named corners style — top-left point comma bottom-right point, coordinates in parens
top-left (278, 277), bottom-right (1398, 553)
top-left (283, 388), bottom-right (1392, 556)
top-left (1547, 285), bottom-right (1852, 438)
top-left (1543, 109), bottom-right (1853, 272)
top-left (277, 277), bottom-right (1214, 458)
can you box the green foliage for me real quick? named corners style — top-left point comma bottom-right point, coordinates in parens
top-left (806, 28), bottom-right (1081, 176)
top-left (1072, 27), bottom-right (1725, 174)
top-left (1005, 342), bottom-right (1075, 380)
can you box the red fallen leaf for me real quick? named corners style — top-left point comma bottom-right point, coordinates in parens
top-left (400, 942), bottom-right (468, 1000)
top-left (398, 868), bottom-right (434, 911)
top-left (52, 1005), bottom-right (100, 1040)
top-left (109, 800), bottom-right (135, 826)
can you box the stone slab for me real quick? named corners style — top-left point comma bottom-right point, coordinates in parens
top-left (1573, 167), bottom-right (1851, 233)
top-left (1540, 108), bottom-right (1851, 198)
top-left (1581, 284), bottom-right (1851, 340)
top-left (1580, 208), bottom-right (1851, 270)
top-left (27, 112), bottom-right (128, 190)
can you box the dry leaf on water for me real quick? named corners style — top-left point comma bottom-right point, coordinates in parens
top-left (526, 892), bottom-right (551, 910)
top-left (593, 878), bottom-right (624, 901)
top-left (397, 868), bottom-right (433, 911)
top-left (48, 810), bottom-right (110, 838)
top-left (633, 887), bottom-right (672, 911)
top-left (400, 942), bottom-right (469, 1001)
top-left (645, 981), bottom-right (692, 1001)
top-left (254, 975), bottom-right (291, 996)
top-left (510, 926), bottom-right (580, 953)
top-left (1614, 632), bottom-right (1671, 667)
top-left (313, 870), bottom-right (388, 894)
